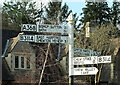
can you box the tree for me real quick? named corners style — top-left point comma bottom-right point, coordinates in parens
top-left (80, 2), bottom-right (111, 25)
top-left (90, 23), bottom-right (119, 55)
top-left (75, 23), bottom-right (119, 55)
top-left (45, 2), bottom-right (80, 31)
top-left (75, 23), bottom-right (119, 83)
top-left (2, 1), bottom-right (39, 30)
top-left (112, 1), bottom-right (120, 26)
top-left (34, 2), bottom-right (44, 23)
top-left (45, 2), bottom-right (70, 25)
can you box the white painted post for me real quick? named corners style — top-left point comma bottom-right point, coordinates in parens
top-left (110, 63), bottom-right (114, 82)
top-left (67, 12), bottom-right (74, 85)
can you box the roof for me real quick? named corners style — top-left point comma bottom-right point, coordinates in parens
top-left (2, 29), bottom-right (20, 54)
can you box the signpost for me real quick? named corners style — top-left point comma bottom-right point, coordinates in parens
top-left (74, 48), bottom-right (101, 56)
top-left (71, 67), bottom-right (98, 75)
top-left (73, 56), bottom-right (111, 65)
top-left (21, 24), bottom-right (68, 34)
top-left (19, 34), bottom-right (68, 43)
top-left (37, 24), bottom-right (68, 34)
top-left (67, 13), bottom-right (74, 85)
top-left (20, 12), bottom-right (112, 85)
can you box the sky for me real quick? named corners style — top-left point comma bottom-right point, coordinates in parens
top-left (62, 1), bottom-right (86, 15)
top-left (62, 0), bottom-right (114, 15)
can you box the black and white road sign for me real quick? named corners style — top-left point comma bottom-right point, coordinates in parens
top-left (71, 67), bottom-right (98, 75)
top-left (19, 34), bottom-right (68, 43)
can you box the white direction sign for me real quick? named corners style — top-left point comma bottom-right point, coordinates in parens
top-left (21, 24), bottom-right (68, 34)
top-left (37, 24), bottom-right (68, 34)
top-left (19, 34), bottom-right (35, 42)
top-left (21, 24), bottom-right (37, 32)
top-left (71, 67), bottom-right (98, 75)
top-left (73, 56), bottom-right (111, 65)
top-left (35, 35), bottom-right (68, 43)
top-left (19, 34), bottom-right (68, 43)
top-left (98, 56), bottom-right (111, 64)
top-left (74, 56), bottom-right (97, 65)
top-left (74, 48), bottom-right (101, 56)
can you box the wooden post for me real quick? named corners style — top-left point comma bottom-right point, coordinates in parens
top-left (39, 43), bottom-right (50, 85)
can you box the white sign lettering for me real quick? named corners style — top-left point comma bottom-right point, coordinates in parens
top-left (37, 24), bottom-right (68, 34)
top-left (21, 24), bottom-right (37, 32)
top-left (71, 67), bottom-right (98, 75)
top-left (74, 56), bottom-right (97, 65)
top-left (35, 35), bottom-right (68, 43)
top-left (74, 48), bottom-right (101, 56)
top-left (98, 56), bottom-right (111, 63)
top-left (19, 35), bottom-right (35, 42)
top-left (73, 56), bottom-right (111, 65)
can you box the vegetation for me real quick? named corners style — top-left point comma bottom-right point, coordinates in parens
top-left (80, 2), bottom-right (111, 25)
top-left (45, 2), bottom-right (68, 24)
top-left (75, 23), bottom-right (119, 83)
top-left (2, 1), bottom-right (38, 30)
top-left (112, 2), bottom-right (120, 26)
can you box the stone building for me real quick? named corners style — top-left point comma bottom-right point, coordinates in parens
top-left (2, 34), bottom-right (36, 84)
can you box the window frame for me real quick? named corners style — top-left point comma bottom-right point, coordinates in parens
top-left (14, 56), bottom-right (30, 70)
top-left (15, 56), bottom-right (19, 69)
top-left (20, 56), bottom-right (24, 69)
top-left (26, 57), bottom-right (30, 69)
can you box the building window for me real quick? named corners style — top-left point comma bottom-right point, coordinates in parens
top-left (21, 57), bottom-right (24, 68)
top-left (27, 57), bottom-right (30, 69)
top-left (15, 56), bottom-right (19, 68)
top-left (15, 56), bottom-right (31, 69)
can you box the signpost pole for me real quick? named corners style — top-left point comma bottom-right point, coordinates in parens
top-left (67, 12), bottom-right (74, 85)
